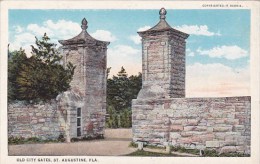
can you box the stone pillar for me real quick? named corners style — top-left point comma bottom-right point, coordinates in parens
top-left (132, 8), bottom-right (189, 146)
top-left (137, 8), bottom-right (189, 99)
top-left (58, 18), bottom-right (109, 139)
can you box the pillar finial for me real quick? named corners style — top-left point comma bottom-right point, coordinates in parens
top-left (159, 8), bottom-right (167, 20)
top-left (81, 18), bottom-right (88, 30)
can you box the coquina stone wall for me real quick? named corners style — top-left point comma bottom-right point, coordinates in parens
top-left (8, 101), bottom-right (65, 140)
top-left (8, 91), bottom-right (106, 141)
top-left (132, 96), bottom-right (251, 154)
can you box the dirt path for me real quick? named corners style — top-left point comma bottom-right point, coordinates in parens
top-left (9, 139), bottom-right (136, 156)
top-left (8, 129), bottom-right (137, 156)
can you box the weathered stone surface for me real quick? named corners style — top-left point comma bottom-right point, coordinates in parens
top-left (38, 118), bottom-right (46, 123)
top-left (8, 101), bottom-right (63, 140)
top-left (220, 146), bottom-right (237, 153)
top-left (170, 132), bottom-right (181, 139)
top-left (206, 141), bottom-right (220, 148)
top-left (213, 126), bottom-right (232, 132)
top-left (58, 18), bottom-right (108, 140)
top-left (171, 125), bottom-right (184, 132)
top-left (132, 97), bottom-right (251, 153)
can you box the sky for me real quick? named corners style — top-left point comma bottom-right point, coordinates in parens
top-left (8, 9), bottom-right (250, 97)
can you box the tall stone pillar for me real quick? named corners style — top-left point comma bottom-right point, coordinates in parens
top-left (137, 8), bottom-right (189, 99)
top-left (58, 18), bottom-right (109, 140)
top-left (132, 8), bottom-right (189, 145)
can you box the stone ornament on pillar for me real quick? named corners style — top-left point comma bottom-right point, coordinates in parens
top-left (81, 18), bottom-right (88, 31)
top-left (137, 8), bottom-right (189, 99)
top-left (159, 7), bottom-right (167, 19)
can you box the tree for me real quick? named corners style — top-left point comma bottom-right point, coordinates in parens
top-left (106, 67), bottom-right (142, 128)
top-left (8, 33), bottom-right (75, 102)
top-left (8, 49), bottom-right (28, 101)
top-left (107, 67), bottom-right (130, 111)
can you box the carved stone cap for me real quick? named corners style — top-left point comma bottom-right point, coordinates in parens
top-left (59, 18), bottom-right (110, 47)
top-left (138, 8), bottom-right (189, 39)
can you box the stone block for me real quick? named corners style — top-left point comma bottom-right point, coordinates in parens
top-left (36, 113), bottom-right (42, 116)
top-left (232, 125), bottom-right (245, 131)
top-left (226, 113), bottom-right (235, 119)
top-left (190, 136), bottom-right (202, 142)
top-left (136, 114), bottom-right (146, 120)
top-left (194, 126), bottom-right (207, 131)
top-left (30, 120), bottom-right (38, 124)
top-left (220, 146), bottom-right (237, 153)
top-left (213, 126), bottom-right (232, 132)
top-left (17, 116), bottom-right (30, 122)
top-left (38, 118), bottom-right (46, 123)
top-left (178, 137), bottom-right (193, 144)
top-left (42, 127), bottom-right (49, 131)
top-left (183, 126), bottom-right (196, 131)
top-left (235, 146), bottom-right (246, 153)
top-left (170, 132), bottom-right (181, 139)
top-left (215, 119), bottom-right (225, 124)
top-left (147, 114), bottom-right (156, 120)
top-left (170, 119), bottom-right (187, 125)
top-left (215, 132), bottom-right (226, 140)
top-left (206, 141), bottom-right (220, 148)
top-left (235, 106), bottom-right (247, 112)
top-left (207, 127), bottom-right (213, 132)
top-left (180, 132), bottom-right (193, 137)
top-left (224, 119), bottom-right (239, 125)
top-left (219, 141), bottom-right (237, 147)
top-left (186, 119), bottom-right (199, 126)
top-left (170, 125), bottom-right (183, 132)
top-left (224, 134), bottom-right (239, 141)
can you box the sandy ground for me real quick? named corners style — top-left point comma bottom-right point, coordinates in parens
top-left (9, 140), bottom-right (136, 156)
top-left (8, 129), bottom-right (136, 156)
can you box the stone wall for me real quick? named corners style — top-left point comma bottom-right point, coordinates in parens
top-left (8, 91), bottom-right (105, 141)
top-left (132, 96), bottom-right (251, 154)
top-left (8, 101), bottom-right (65, 140)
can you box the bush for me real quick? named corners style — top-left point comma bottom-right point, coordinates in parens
top-left (106, 106), bottom-right (132, 128)
top-left (8, 135), bottom-right (65, 145)
top-left (8, 136), bottom-right (25, 144)
top-left (58, 134), bottom-right (65, 142)
top-left (71, 135), bottom-right (104, 142)
top-left (129, 141), bottom-right (138, 148)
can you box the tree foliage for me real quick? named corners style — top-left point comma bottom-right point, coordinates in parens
top-left (8, 33), bottom-right (75, 102)
top-left (106, 67), bottom-right (142, 128)
top-left (107, 66), bottom-right (142, 112)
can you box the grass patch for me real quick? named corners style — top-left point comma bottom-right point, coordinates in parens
top-left (128, 142), bottom-right (165, 149)
top-left (203, 149), bottom-right (250, 157)
top-left (70, 134), bottom-right (104, 142)
top-left (129, 141), bottom-right (138, 148)
top-left (171, 146), bottom-right (200, 155)
top-left (126, 150), bottom-right (177, 156)
top-left (145, 145), bottom-right (165, 150)
top-left (171, 146), bottom-right (249, 157)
